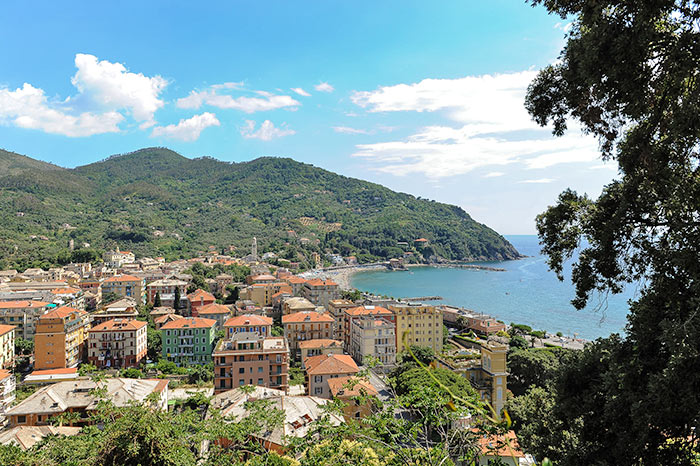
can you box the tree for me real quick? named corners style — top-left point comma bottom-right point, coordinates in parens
top-left (153, 292), bottom-right (161, 308)
top-left (101, 292), bottom-right (120, 305)
top-left (524, 2), bottom-right (700, 462)
top-left (224, 284), bottom-right (239, 304)
top-left (507, 348), bottom-right (571, 396)
top-left (174, 286), bottom-right (181, 311)
top-left (15, 337), bottom-right (33, 356)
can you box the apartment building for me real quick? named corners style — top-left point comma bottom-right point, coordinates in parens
top-left (283, 276), bottom-right (307, 296)
top-left (301, 279), bottom-right (340, 309)
top-left (281, 297), bottom-right (315, 315)
top-left (154, 313), bottom-right (184, 330)
top-left (282, 311), bottom-right (335, 357)
top-left (0, 369), bottom-right (16, 417)
top-left (327, 299), bottom-right (356, 338)
top-left (342, 305), bottom-right (395, 349)
top-left (327, 376), bottom-right (378, 420)
top-left (0, 325), bottom-right (16, 369)
top-left (101, 275), bottom-right (145, 304)
top-left (90, 298), bottom-right (139, 325)
top-left (304, 353), bottom-right (359, 399)
top-left (349, 317), bottom-right (396, 367)
top-left (299, 339), bottom-right (343, 369)
top-left (0, 301), bottom-right (53, 340)
top-left (145, 279), bottom-right (188, 307)
top-left (87, 319), bottom-right (147, 369)
top-left (197, 303), bottom-right (232, 328)
top-left (34, 307), bottom-right (91, 370)
top-left (244, 282), bottom-right (293, 307)
top-left (161, 317), bottom-right (217, 366)
top-left (388, 303), bottom-right (443, 355)
top-left (213, 333), bottom-right (289, 394)
top-left (103, 249), bottom-right (136, 269)
top-left (187, 289), bottom-right (215, 316)
top-left (223, 314), bottom-right (272, 339)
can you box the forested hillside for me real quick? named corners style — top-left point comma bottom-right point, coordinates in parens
top-left (0, 147), bottom-right (520, 270)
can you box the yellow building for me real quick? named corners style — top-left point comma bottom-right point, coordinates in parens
top-left (388, 303), bottom-right (443, 355)
top-left (101, 275), bottom-right (146, 304)
top-left (34, 307), bottom-right (91, 370)
top-left (0, 325), bottom-right (16, 369)
top-left (243, 282), bottom-right (292, 307)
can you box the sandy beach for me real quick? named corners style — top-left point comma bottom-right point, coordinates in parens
top-left (299, 263), bottom-right (386, 290)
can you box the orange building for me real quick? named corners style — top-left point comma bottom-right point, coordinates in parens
top-left (34, 307), bottom-right (91, 370)
top-left (87, 319), bottom-right (147, 369)
top-left (187, 289), bottom-right (216, 316)
top-left (282, 311), bottom-right (335, 357)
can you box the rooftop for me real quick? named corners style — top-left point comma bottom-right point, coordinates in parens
top-left (224, 314), bottom-right (273, 327)
top-left (345, 305), bottom-right (393, 317)
top-left (298, 339), bottom-right (343, 350)
top-left (327, 376), bottom-right (379, 398)
top-left (104, 274), bottom-right (142, 283)
top-left (161, 317), bottom-right (217, 330)
top-left (283, 311), bottom-right (335, 324)
top-left (197, 303), bottom-right (232, 315)
top-left (90, 318), bottom-right (147, 332)
top-left (305, 354), bottom-right (359, 375)
top-left (0, 300), bottom-right (51, 309)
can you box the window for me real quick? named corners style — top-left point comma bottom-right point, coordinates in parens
top-left (17, 415), bottom-right (26, 424)
top-left (239, 379), bottom-right (245, 386)
top-left (314, 387), bottom-right (323, 395)
top-left (258, 366), bottom-right (263, 373)
top-left (257, 378), bottom-right (263, 385)
top-left (239, 368), bottom-right (245, 374)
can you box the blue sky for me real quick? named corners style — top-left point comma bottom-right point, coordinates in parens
top-left (0, 1), bottom-right (616, 234)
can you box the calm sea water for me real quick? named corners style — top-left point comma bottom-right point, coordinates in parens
top-left (350, 235), bottom-right (636, 340)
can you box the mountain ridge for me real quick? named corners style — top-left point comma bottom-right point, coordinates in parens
top-left (0, 147), bottom-right (521, 270)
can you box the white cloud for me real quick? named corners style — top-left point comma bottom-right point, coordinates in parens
top-left (350, 71), bottom-right (600, 178)
top-left (71, 53), bottom-right (167, 125)
top-left (177, 85), bottom-right (300, 113)
top-left (0, 83), bottom-right (123, 137)
top-left (151, 112), bottom-right (220, 142)
top-left (291, 87), bottom-right (311, 97)
top-left (519, 178), bottom-right (555, 184)
top-left (333, 126), bottom-right (370, 135)
top-left (314, 82), bottom-right (334, 93)
top-left (483, 171), bottom-right (505, 178)
top-left (240, 120), bottom-right (295, 141)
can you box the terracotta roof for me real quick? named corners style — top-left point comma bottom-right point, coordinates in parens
top-left (104, 274), bottom-right (142, 283)
top-left (187, 289), bottom-right (215, 301)
top-left (90, 319), bottom-right (147, 332)
top-left (304, 278), bottom-right (338, 287)
top-left (198, 303), bottom-right (231, 315)
top-left (345, 305), bottom-right (393, 317)
top-left (161, 317), bottom-right (217, 330)
top-left (154, 314), bottom-right (184, 324)
top-left (298, 339), bottom-right (343, 349)
top-left (327, 376), bottom-right (378, 398)
top-left (28, 368), bottom-right (78, 376)
top-left (50, 287), bottom-right (80, 294)
top-left (475, 430), bottom-right (525, 458)
top-left (0, 425), bottom-right (81, 450)
top-left (414, 238), bottom-right (428, 242)
top-left (224, 314), bottom-right (272, 327)
top-left (0, 301), bottom-right (51, 309)
top-left (0, 369), bottom-right (11, 381)
top-left (305, 354), bottom-right (359, 375)
top-left (0, 325), bottom-right (16, 336)
top-left (284, 276), bottom-right (307, 284)
top-left (40, 306), bottom-right (85, 320)
top-left (282, 311), bottom-right (335, 324)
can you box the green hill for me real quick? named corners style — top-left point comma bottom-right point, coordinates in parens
top-left (0, 147), bottom-right (521, 270)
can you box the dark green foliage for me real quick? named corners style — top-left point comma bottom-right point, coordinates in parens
top-left (174, 286), bottom-right (181, 311)
top-left (15, 337), bottom-right (33, 356)
top-left (395, 366), bottom-right (476, 400)
top-left (508, 335), bottom-right (529, 350)
top-left (153, 291), bottom-right (162, 307)
top-left (523, 2), bottom-right (700, 462)
top-left (119, 368), bottom-right (143, 379)
top-left (101, 292), bottom-right (120, 305)
top-left (507, 347), bottom-right (572, 396)
top-left (0, 148), bottom-right (519, 270)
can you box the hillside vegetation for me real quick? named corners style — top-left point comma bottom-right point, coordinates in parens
top-left (0, 147), bottom-right (520, 270)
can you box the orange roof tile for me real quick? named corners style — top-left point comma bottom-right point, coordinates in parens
top-left (224, 314), bottom-right (273, 327)
top-left (27, 367), bottom-right (78, 376)
top-left (197, 303), bottom-right (231, 315)
top-left (0, 325), bottom-right (16, 336)
top-left (161, 317), bottom-right (217, 330)
top-left (475, 430), bottom-right (525, 458)
top-left (327, 376), bottom-right (378, 398)
top-left (305, 278), bottom-right (338, 287)
top-left (104, 274), bottom-right (142, 283)
top-left (187, 289), bottom-right (215, 301)
top-left (90, 319), bottom-right (147, 332)
top-left (298, 339), bottom-right (342, 349)
top-left (0, 301), bottom-right (51, 309)
top-left (40, 306), bottom-right (85, 320)
top-left (284, 276), bottom-right (307, 284)
top-left (282, 311), bottom-right (335, 324)
top-left (50, 287), bottom-right (80, 294)
top-left (345, 305), bottom-right (393, 317)
top-left (305, 354), bottom-right (359, 375)
top-left (0, 369), bottom-right (11, 381)
top-left (154, 314), bottom-right (184, 324)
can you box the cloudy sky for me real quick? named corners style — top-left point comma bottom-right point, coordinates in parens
top-left (0, 1), bottom-right (617, 234)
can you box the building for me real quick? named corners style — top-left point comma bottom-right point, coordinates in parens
top-left (0, 425), bottom-right (81, 450)
top-left (101, 275), bottom-right (146, 304)
top-left (87, 318), bottom-right (147, 369)
top-left (0, 369), bottom-right (16, 416)
top-left (161, 317), bottom-right (217, 366)
top-left (90, 297), bottom-right (139, 325)
top-left (282, 311), bottom-right (335, 357)
top-left (145, 279), bottom-right (188, 307)
top-left (244, 282), bottom-right (293, 307)
top-left (305, 353), bottom-right (359, 398)
top-left (0, 301), bottom-right (53, 340)
top-left (34, 307), bottom-right (91, 370)
top-left (0, 325), bottom-right (16, 369)
top-left (281, 296), bottom-right (315, 315)
top-left (327, 299), bottom-right (356, 338)
top-left (23, 368), bottom-right (79, 386)
top-left (298, 339), bottom-right (343, 369)
top-left (103, 249), bottom-right (136, 269)
top-left (388, 303), bottom-right (443, 355)
top-left (209, 388), bottom-right (342, 453)
top-left (223, 314), bottom-right (273, 339)
top-left (197, 303), bottom-right (232, 328)
top-left (187, 289), bottom-right (215, 316)
top-left (301, 279), bottom-right (340, 309)
top-left (154, 313), bottom-right (184, 331)
top-left (5, 378), bottom-right (168, 427)
top-left (349, 317), bottom-right (396, 367)
top-left (474, 430), bottom-right (531, 466)
top-left (213, 333), bottom-right (289, 394)
top-left (283, 276), bottom-right (307, 296)
top-left (342, 305), bottom-right (395, 349)
top-left (327, 376), bottom-right (378, 421)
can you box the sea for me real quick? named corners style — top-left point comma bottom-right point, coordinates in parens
top-left (350, 235), bottom-right (637, 340)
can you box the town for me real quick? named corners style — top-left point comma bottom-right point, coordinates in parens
top-left (0, 240), bottom-right (540, 464)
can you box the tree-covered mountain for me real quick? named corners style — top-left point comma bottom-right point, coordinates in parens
top-left (0, 147), bottom-right (520, 270)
